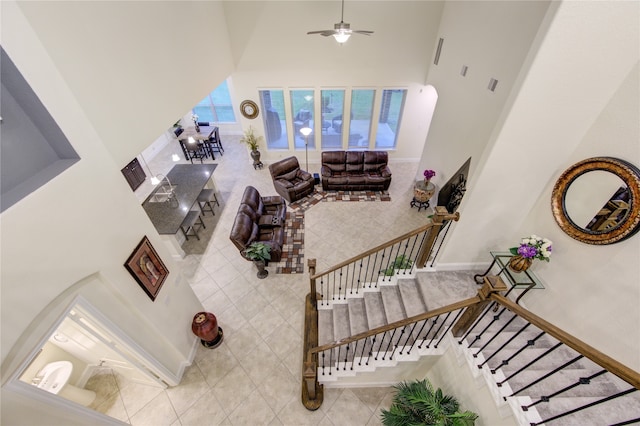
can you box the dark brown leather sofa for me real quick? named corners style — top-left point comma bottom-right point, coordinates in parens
top-left (229, 186), bottom-right (287, 262)
top-left (321, 151), bottom-right (392, 191)
top-left (268, 156), bottom-right (315, 203)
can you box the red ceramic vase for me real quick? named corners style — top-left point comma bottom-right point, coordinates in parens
top-left (191, 312), bottom-right (223, 348)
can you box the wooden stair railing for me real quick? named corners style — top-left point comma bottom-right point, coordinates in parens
top-left (303, 272), bottom-right (640, 424)
top-left (301, 274), bottom-right (506, 409)
top-left (308, 206), bottom-right (459, 307)
top-left (454, 277), bottom-right (640, 425)
top-left (476, 288), bottom-right (640, 390)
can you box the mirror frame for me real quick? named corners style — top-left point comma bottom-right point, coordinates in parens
top-left (551, 157), bottom-right (640, 245)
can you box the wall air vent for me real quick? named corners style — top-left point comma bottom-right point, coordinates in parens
top-left (488, 78), bottom-right (499, 92)
top-left (434, 38), bottom-right (444, 65)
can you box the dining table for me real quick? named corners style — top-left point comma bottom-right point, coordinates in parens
top-left (176, 128), bottom-right (217, 161)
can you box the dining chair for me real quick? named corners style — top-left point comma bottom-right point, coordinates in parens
top-left (207, 127), bottom-right (224, 156)
top-left (183, 140), bottom-right (208, 163)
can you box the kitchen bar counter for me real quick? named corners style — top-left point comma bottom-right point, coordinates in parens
top-left (142, 164), bottom-right (217, 235)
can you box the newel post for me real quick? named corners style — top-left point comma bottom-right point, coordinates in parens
top-left (308, 258), bottom-right (317, 306)
top-left (302, 258), bottom-right (323, 410)
top-left (452, 276), bottom-right (508, 337)
top-left (416, 206), bottom-right (460, 268)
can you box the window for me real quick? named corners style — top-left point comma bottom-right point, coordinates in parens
top-left (321, 89), bottom-right (345, 149)
top-left (259, 90), bottom-right (288, 149)
top-left (348, 89), bottom-right (375, 149)
top-left (193, 80), bottom-right (236, 123)
top-left (375, 89), bottom-right (406, 149)
top-left (290, 90), bottom-right (315, 150)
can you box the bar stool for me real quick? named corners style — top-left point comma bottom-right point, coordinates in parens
top-left (180, 210), bottom-right (206, 241)
top-left (197, 189), bottom-right (219, 216)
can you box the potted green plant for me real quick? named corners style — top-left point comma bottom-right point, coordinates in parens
top-left (244, 241), bottom-right (271, 279)
top-left (239, 126), bottom-right (265, 169)
top-left (381, 379), bottom-right (478, 426)
top-left (381, 255), bottom-right (414, 276)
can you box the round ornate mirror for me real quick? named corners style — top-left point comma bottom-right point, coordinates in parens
top-left (551, 157), bottom-right (640, 245)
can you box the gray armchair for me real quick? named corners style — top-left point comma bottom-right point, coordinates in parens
top-left (268, 156), bottom-right (315, 203)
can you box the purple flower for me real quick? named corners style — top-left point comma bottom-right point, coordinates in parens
top-left (517, 244), bottom-right (538, 258)
top-left (423, 169), bottom-right (436, 179)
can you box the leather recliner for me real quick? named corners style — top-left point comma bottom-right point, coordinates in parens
top-left (229, 186), bottom-right (287, 262)
top-left (268, 156), bottom-right (315, 203)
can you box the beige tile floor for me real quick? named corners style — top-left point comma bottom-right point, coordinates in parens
top-left (95, 135), bottom-right (435, 425)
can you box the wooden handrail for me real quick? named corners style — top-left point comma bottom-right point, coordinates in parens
top-left (310, 208), bottom-right (459, 280)
top-left (310, 223), bottom-right (434, 280)
top-left (491, 294), bottom-right (640, 390)
top-left (309, 296), bottom-right (481, 355)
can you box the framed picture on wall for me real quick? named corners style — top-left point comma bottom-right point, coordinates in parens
top-left (124, 236), bottom-right (169, 301)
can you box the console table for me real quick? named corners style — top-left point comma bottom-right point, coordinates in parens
top-left (474, 251), bottom-right (545, 304)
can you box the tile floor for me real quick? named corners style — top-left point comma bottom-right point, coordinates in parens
top-left (92, 135), bottom-right (435, 425)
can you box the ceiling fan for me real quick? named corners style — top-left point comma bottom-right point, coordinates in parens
top-left (307, 0), bottom-right (374, 44)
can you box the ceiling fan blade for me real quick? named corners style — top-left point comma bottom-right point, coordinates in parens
top-left (307, 30), bottom-right (337, 36)
top-left (353, 30), bottom-right (374, 35)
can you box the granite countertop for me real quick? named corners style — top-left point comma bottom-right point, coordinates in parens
top-left (142, 164), bottom-right (217, 234)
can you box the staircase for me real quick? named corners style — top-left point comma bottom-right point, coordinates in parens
top-left (301, 208), bottom-right (640, 423)
top-left (316, 270), bottom-right (640, 424)
top-left (317, 269), bottom-right (478, 380)
top-left (458, 301), bottom-right (640, 425)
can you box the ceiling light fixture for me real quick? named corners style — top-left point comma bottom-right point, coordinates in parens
top-left (333, 31), bottom-right (351, 44)
top-left (307, 0), bottom-right (373, 44)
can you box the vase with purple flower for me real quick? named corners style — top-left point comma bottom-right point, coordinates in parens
top-left (423, 169), bottom-right (436, 185)
top-left (508, 235), bottom-right (553, 272)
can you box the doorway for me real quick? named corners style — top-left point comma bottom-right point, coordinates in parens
top-left (12, 296), bottom-right (167, 422)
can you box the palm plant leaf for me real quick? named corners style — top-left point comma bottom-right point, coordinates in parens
top-left (381, 379), bottom-right (477, 426)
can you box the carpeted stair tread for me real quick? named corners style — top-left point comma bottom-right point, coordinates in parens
top-left (467, 308), bottom-right (534, 334)
top-left (470, 332), bottom-right (569, 357)
top-left (348, 298), bottom-right (369, 335)
top-left (416, 270), bottom-right (479, 310)
top-left (318, 309), bottom-right (334, 346)
top-left (397, 279), bottom-right (426, 317)
top-left (380, 285), bottom-right (406, 324)
top-left (506, 369), bottom-right (624, 398)
top-left (364, 291), bottom-right (387, 329)
top-left (530, 394), bottom-right (640, 426)
top-left (332, 303), bottom-right (351, 341)
top-left (478, 347), bottom-right (589, 373)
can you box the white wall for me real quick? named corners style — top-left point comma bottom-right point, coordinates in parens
top-left (1, 2), bottom-right (224, 423)
top-left (427, 346), bottom-right (516, 426)
top-left (439, 1), bottom-right (640, 370)
top-left (225, 1), bottom-right (445, 162)
top-left (418, 0), bottom-right (551, 187)
top-left (14, 1), bottom-right (235, 168)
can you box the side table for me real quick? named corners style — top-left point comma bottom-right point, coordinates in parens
top-left (474, 251), bottom-right (545, 305)
top-left (410, 180), bottom-right (435, 211)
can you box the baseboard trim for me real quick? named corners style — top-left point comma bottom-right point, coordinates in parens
top-left (430, 262), bottom-right (491, 272)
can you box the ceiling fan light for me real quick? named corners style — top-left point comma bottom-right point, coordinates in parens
top-left (333, 32), bottom-right (351, 43)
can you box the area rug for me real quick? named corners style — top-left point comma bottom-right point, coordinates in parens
top-left (273, 212), bottom-right (305, 274)
top-left (273, 190), bottom-right (390, 273)
top-left (289, 189), bottom-right (391, 212)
